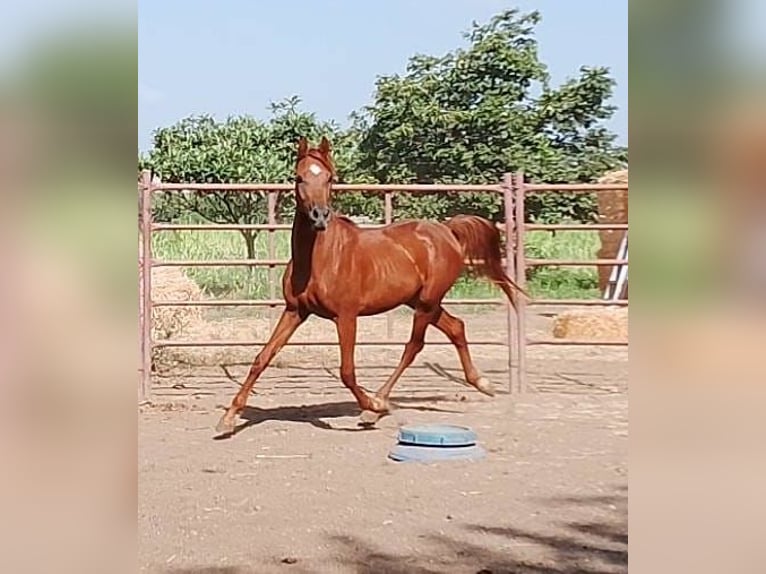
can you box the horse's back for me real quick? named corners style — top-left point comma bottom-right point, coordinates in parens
top-left (379, 219), bottom-right (463, 264)
top-left (374, 219), bottom-right (465, 301)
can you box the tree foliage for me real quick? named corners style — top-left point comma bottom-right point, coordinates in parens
top-left (140, 8), bottom-right (627, 235)
top-left (140, 97), bottom-right (379, 258)
top-left (355, 9), bottom-right (626, 222)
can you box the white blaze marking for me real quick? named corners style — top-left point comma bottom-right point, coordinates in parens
top-left (308, 163), bottom-right (322, 176)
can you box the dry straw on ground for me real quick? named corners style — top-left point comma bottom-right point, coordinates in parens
top-left (154, 313), bottom-right (409, 371)
top-left (150, 267), bottom-right (203, 340)
top-left (551, 307), bottom-right (628, 342)
top-left (149, 267), bottom-right (205, 369)
top-left (138, 230), bottom-right (202, 344)
top-left (595, 169), bottom-right (628, 297)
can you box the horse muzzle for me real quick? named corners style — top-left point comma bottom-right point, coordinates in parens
top-left (308, 206), bottom-right (331, 230)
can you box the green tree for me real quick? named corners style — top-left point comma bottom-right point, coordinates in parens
top-left (355, 8), bottom-right (627, 223)
top-left (140, 97), bottom-right (375, 260)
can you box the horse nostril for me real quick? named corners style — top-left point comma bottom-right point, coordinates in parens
top-left (310, 206), bottom-right (330, 222)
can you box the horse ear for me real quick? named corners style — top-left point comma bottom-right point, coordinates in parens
top-left (319, 136), bottom-right (331, 155)
top-left (297, 137), bottom-right (308, 158)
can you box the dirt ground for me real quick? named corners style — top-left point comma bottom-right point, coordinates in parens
top-left (139, 308), bottom-right (627, 573)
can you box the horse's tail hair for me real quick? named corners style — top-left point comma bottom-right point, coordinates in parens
top-left (445, 214), bottom-right (528, 308)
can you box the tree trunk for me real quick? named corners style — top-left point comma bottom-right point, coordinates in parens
top-left (241, 230), bottom-right (258, 276)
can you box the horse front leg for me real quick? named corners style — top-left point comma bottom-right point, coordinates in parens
top-left (335, 315), bottom-right (377, 413)
top-left (216, 308), bottom-right (306, 434)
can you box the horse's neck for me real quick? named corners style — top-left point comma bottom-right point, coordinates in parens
top-left (290, 211), bottom-right (339, 271)
top-left (291, 212), bottom-right (315, 266)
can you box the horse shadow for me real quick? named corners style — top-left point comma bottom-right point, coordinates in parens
top-left (213, 396), bottom-right (463, 439)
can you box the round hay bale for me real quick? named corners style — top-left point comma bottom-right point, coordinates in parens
top-left (552, 307), bottom-right (628, 342)
top-left (147, 266), bottom-right (205, 369)
top-left (139, 226), bottom-right (204, 343)
top-left (151, 267), bottom-right (203, 340)
top-left (596, 169), bottom-right (628, 297)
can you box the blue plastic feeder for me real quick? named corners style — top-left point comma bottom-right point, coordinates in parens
top-left (388, 424), bottom-right (486, 462)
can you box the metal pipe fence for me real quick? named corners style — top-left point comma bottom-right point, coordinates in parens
top-left (138, 171), bottom-right (628, 401)
top-left (510, 171), bottom-right (629, 392)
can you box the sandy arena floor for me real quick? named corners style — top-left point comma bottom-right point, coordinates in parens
top-left (139, 308), bottom-right (627, 573)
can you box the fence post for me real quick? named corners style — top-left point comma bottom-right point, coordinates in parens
top-left (267, 191), bottom-right (278, 330)
top-left (502, 173), bottom-right (516, 393)
top-left (384, 191), bottom-right (394, 340)
top-left (513, 171), bottom-right (528, 393)
top-left (139, 169), bottom-right (154, 402)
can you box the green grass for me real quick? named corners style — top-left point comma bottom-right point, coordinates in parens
top-left (153, 225), bottom-right (601, 300)
top-left (524, 230), bottom-right (601, 299)
top-left (152, 227), bottom-right (291, 299)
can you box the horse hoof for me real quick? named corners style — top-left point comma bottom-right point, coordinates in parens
top-left (215, 414), bottom-right (237, 435)
top-left (358, 409), bottom-right (383, 427)
top-left (475, 377), bottom-right (496, 397)
top-left (367, 396), bottom-right (391, 416)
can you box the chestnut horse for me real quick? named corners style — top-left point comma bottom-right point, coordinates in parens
top-left (216, 136), bottom-right (524, 434)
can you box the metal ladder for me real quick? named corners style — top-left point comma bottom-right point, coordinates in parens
top-left (603, 232), bottom-right (628, 301)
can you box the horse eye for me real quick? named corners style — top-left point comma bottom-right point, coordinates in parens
top-left (295, 175), bottom-right (303, 184)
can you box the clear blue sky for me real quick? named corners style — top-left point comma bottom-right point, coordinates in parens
top-left (139, 0), bottom-right (627, 152)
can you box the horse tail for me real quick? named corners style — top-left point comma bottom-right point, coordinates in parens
top-left (445, 214), bottom-right (528, 308)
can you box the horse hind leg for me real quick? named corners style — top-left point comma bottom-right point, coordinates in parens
top-left (431, 306), bottom-right (495, 397)
top-left (360, 306), bottom-right (436, 426)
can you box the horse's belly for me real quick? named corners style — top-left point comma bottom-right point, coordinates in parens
top-left (357, 268), bottom-right (421, 315)
top-left (357, 298), bottom-right (410, 317)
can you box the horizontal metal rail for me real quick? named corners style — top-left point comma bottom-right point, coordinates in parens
top-left (525, 223), bottom-right (628, 231)
top-left (526, 258), bottom-right (629, 267)
top-left (152, 222), bottom-right (628, 232)
top-left (155, 339), bottom-right (507, 348)
top-left (151, 298), bottom-right (627, 308)
top-left (153, 258), bottom-right (629, 268)
top-left (527, 339), bottom-right (628, 346)
top-left (529, 299), bottom-right (628, 306)
top-left (152, 223), bottom-right (390, 231)
top-left (153, 259), bottom-right (288, 267)
top-left (154, 183), bottom-right (503, 193)
top-left (524, 183), bottom-right (629, 192)
top-left (153, 299), bottom-right (283, 307)
top-left (153, 223), bottom-right (293, 231)
top-left (152, 298), bottom-right (509, 307)
top-left (153, 182), bottom-right (627, 193)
